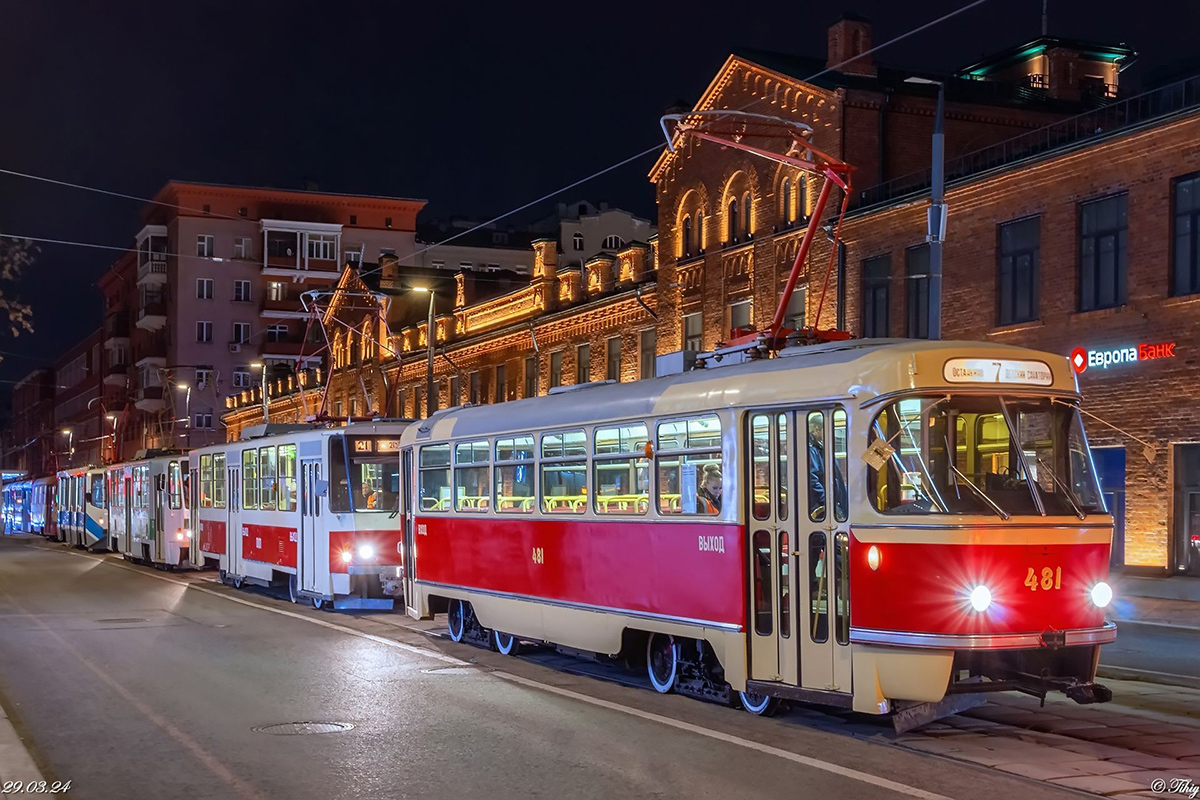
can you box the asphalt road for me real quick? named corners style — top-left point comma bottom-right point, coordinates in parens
top-left (1100, 620), bottom-right (1200, 681)
top-left (0, 536), bottom-right (1091, 800)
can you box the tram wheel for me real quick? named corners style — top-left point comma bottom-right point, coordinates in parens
top-left (287, 574), bottom-right (299, 604)
top-left (232, 575), bottom-right (244, 590)
top-left (646, 633), bottom-right (677, 693)
top-left (739, 690), bottom-right (782, 717)
top-left (493, 630), bottom-right (520, 656)
top-left (447, 599), bottom-right (467, 643)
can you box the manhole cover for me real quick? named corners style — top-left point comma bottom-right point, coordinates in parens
top-left (96, 618), bottom-right (146, 624)
top-left (252, 722), bottom-right (354, 736)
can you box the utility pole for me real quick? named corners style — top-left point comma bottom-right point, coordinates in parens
top-left (425, 291), bottom-right (436, 417)
top-left (929, 82), bottom-right (946, 340)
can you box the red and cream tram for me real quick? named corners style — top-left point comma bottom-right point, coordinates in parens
top-left (191, 422), bottom-right (409, 608)
top-left (398, 339), bottom-right (1116, 722)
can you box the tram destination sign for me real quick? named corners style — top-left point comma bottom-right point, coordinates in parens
top-left (1069, 342), bottom-right (1176, 374)
top-left (943, 358), bottom-right (1054, 386)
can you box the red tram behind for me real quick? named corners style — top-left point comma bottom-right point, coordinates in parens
top-left (397, 339), bottom-right (1115, 722)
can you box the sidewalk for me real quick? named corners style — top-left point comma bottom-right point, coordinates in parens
top-left (0, 700), bottom-right (43, 797)
top-left (1111, 573), bottom-right (1200, 629)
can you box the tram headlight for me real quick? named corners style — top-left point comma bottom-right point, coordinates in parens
top-left (340, 549), bottom-right (353, 564)
top-left (969, 585), bottom-right (992, 613)
top-left (867, 545), bottom-right (881, 571)
top-left (1090, 581), bottom-right (1113, 608)
top-left (176, 531), bottom-right (186, 541)
top-left (358, 544), bottom-right (375, 561)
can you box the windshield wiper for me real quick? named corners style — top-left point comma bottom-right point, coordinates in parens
top-left (947, 463), bottom-right (1010, 520)
top-left (998, 398), bottom-right (1046, 517)
top-left (1036, 457), bottom-right (1087, 520)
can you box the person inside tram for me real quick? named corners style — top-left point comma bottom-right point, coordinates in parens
top-left (360, 481), bottom-right (378, 510)
top-left (699, 463), bottom-right (722, 514)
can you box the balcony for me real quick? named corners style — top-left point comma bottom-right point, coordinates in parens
top-left (136, 256), bottom-right (168, 286)
top-left (136, 302), bottom-right (167, 331)
top-left (134, 385), bottom-right (165, 413)
top-left (260, 297), bottom-right (310, 319)
top-left (103, 363), bottom-right (129, 387)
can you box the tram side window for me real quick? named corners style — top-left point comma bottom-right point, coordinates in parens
top-left (200, 455), bottom-right (213, 508)
top-left (278, 445), bottom-right (297, 512)
top-left (833, 409), bottom-right (848, 523)
top-left (90, 474), bottom-right (104, 508)
top-left (213, 453), bottom-right (226, 509)
top-left (181, 460), bottom-right (190, 510)
top-left (593, 423), bottom-right (649, 515)
top-left (168, 461), bottom-right (182, 510)
top-left (806, 411), bottom-right (827, 522)
top-left (750, 415), bottom-right (770, 520)
top-left (454, 440), bottom-right (491, 512)
top-left (259, 446), bottom-right (277, 511)
top-left (242, 449), bottom-right (259, 510)
top-left (656, 416), bottom-right (722, 515)
top-left (495, 436), bottom-right (535, 513)
top-left (419, 444), bottom-right (451, 511)
top-left (541, 430), bottom-right (587, 514)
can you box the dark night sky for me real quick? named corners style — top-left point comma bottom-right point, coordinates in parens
top-left (0, 0), bottom-right (1195, 392)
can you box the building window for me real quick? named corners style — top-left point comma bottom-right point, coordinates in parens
top-left (333, 400), bottom-right (343, 417)
top-left (233, 370), bottom-right (251, 388)
top-left (196, 278), bottom-right (213, 300)
top-left (195, 368), bottom-right (212, 389)
top-left (682, 215), bottom-right (693, 257)
top-left (469, 371), bottom-right (481, 405)
top-left (728, 300), bottom-right (752, 335)
top-left (238, 207), bottom-right (247, 218)
top-left (459, 261), bottom-right (473, 270)
top-left (549, 351), bottom-right (563, 388)
top-left (495, 364), bottom-right (507, 403)
top-left (449, 374), bottom-right (461, 407)
top-left (683, 312), bottom-right (702, 351)
top-left (233, 237), bottom-right (251, 259)
top-left (906, 244), bottom-right (930, 339)
top-left (194, 413), bottom-right (213, 429)
top-left (350, 398), bottom-right (358, 417)
top-left (573, 232), bottom-right (584, 251)
top-left (233, 280), bottom-right (251, 302)
top-left (727, 198), bottom-right (738, 244)
top-left (197, 235), bottom-right (214, 258)
top-left (861, 254), bottom-right (890, 338)
top-left (307, 234), bottom-right (336, 261)
top-left (640, 328), bottom-right (656, 379)
top-left (998, 216), bottom-right (1040, 325)
top-left (782, 178), bottom-right (792, 225)
top-left (349, 214), bottom-right (357, 225)
top-left (742, 192), bottom-right (752, 238)
top-left (696, 212), bottom-right (704, 250)
top-left (268, 282), bottom-right (286, 302)
top-left (1079, 193), bottom-right (1127, 312)
top-left (606, 337), bottom-right (621, 382)
top-left (524, 356), bottom-right (537, 398)
top-left (196, 321), bottom-right (213, 343)
top-left (576, 343), bottom-right (591, 384)
top-left (1173, 173), bottom-right (1200, 296)
top-left (602, 235), bottom-right (624, 250)
top-left (266, 324), bottom-right (289, 343)
top-left (431, 259), bottom-right (445, 269)
top-left (782, 285), bottom-right (806, 330)
top-left (385, 217), bottom-right (393, 228)
top-left (233, 323), bottom-right (251, 344)
top-left (413, 386), bottom-right (423, 417)
top-left (346, 250), bottom-right (362, 267)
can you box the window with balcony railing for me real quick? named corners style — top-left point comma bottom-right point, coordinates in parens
top-left (307, 234), bottom-right (336, 261)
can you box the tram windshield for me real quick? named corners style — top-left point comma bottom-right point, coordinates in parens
top-left (329, 435), bottom-right (402, 513)
top-left (869, 395), bottom-right (1104, 517)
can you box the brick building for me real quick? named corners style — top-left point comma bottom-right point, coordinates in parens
top-left (1, 369), bottom-right (55, 476)
top-left (52, 329), bottom-right (105, 470)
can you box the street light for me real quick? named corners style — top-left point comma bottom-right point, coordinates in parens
top-left (60, 429), bottom-right (73, 465)
top-left (249, 361), bottom-right (268, 423)
top-left (904, 76), bottom-right (947, 340)
top-left (411, 287), bottom-right (435, 418)
top-left (176, 382), bottom-right (192, 447)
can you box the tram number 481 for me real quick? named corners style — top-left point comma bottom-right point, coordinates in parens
top-left (1024, 566), bottom-right (1063, 591)
top-left (531, 546), bottom-right (545, 565)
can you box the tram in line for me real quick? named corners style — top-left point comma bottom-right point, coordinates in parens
top-left (191, 421), bottom-right (409, 608)
top-left (397, 338), bottom-right (1116, 721)
top-left (30, 476), bottom-right (54, 538)
top-left (2, 479), bottom-right (32, 534)
top-left (106, 453), bottom-right (193, 568)
top-left (55, 467), bottom-right (108, 550)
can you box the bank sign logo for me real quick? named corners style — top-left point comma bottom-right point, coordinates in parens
top-left (1070, 342), bottom-right (1176, 374)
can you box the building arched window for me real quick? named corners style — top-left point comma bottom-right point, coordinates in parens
top-left (572, 232), bottom-right (584, 251)
top-left (798, 178), bottom-right (807, 221)
top-left (728, 198), bottom-right (738, 243)
top-left (742, 192), bottom-right (752, 238)
top-left (602, 234), bottom-right (624, 250)
top-left (782, 178), bottom-right (792, 224)
top-left (696, 211), bottom-right (704, 251)
top-left (682, 215), bottom-right (693, 257)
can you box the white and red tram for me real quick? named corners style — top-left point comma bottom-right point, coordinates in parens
top-left (399, 339), bottom-right (1117, 721)
top-left (191, 422), bottom-right (409, 608)
top-left (106, 453), bottom-right (193, 568)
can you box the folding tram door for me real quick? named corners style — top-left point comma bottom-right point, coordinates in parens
top-left (745, 407), bottom-right (852, 703)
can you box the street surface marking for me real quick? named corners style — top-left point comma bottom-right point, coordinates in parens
top-left (53, 548), bottom-right (949, 799)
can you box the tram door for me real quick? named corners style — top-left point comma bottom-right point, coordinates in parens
top-left (226, 462), bottom-right (242, 577)
top-left (122, 472), bottom-right (134, 556)
top-left (797, 408), bottom-right (853, 694)
top-left (746, 413), bottom-right (797, 684)
top-left (298, 460), bottom-right (321, 594)
top-left (401, 449), bottom-right (417, 617)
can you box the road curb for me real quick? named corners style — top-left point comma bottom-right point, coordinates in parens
top-left (1098, 664), bottom-right (1200, 691)
top-left (0, 701), bottom-right (44, 788)
top-left (1110, 617), bottom-right (1200, 633)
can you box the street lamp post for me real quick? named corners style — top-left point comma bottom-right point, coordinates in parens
top-left (60, 429), bottom-right (73, 467)
top-left (412, 287), bottom-right (435, 417)
top-left (106, 414), bottom-right (117, 463)
top-left (905, 76), bottom-right (947, 340)
top-left (249, 361), bottom-right (269, 423)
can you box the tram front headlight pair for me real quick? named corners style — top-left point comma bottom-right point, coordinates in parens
top-left (1090, 581), bottom-right (1113, 608)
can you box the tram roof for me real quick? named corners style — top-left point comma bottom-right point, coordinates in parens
top-left (408, 338), bottom-right (1078, 442)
